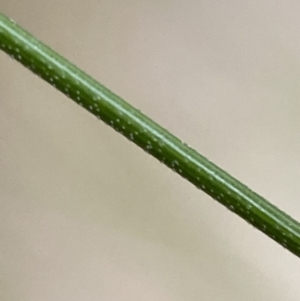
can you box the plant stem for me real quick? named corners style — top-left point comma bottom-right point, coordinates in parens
top-left (1, 12), bottom-right (300, 257)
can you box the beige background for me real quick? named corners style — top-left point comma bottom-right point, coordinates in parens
top-left (1, 1), bottom-right (300, 300)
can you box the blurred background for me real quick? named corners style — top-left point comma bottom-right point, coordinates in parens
top-left (1, 1), bottom-right (300, 300)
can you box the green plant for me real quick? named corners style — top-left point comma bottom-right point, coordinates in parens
top-left (1, 12), bottom-right (300, 258)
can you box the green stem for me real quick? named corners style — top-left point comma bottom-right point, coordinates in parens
top-left (1, 12), bottom-right (300, 257)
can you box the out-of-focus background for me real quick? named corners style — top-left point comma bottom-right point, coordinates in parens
top-left (1, 1), bottom-right (300, 300)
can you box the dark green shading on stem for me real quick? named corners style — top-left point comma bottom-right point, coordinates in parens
top-left (1, 12), bottom-right (300, 257)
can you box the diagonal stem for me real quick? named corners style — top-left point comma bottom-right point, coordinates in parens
top-left (1, 12), bottom-right (300, 257)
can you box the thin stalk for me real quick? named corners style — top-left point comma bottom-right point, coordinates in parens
top-left (1, 13), bottom-right (300, 257)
